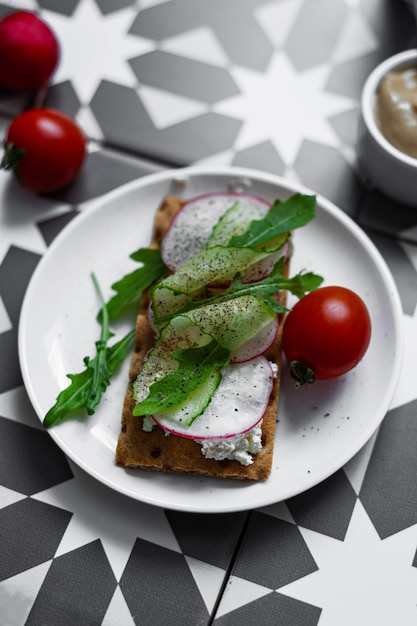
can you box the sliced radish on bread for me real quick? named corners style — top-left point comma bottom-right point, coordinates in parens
top-left (152, 356), bottom-right (274, 439)
top-left (161, 192), bottom-right (270, 271)
top-left (230, 318), bottom-right (278, 363)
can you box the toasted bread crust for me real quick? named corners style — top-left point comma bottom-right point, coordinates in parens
top-left (116, 195), bottom-right (288, 480)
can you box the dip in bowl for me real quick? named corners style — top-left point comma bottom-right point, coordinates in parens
top-left (357, 49), bottom-right (417, 206)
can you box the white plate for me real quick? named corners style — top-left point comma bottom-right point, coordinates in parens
top-left (19, 166), bottom-right (403, 513)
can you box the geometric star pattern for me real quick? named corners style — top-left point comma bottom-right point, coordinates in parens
top-left (360, 398), bottom-right (417, 539)
top-left (120, 538), bottom-right (210, 625)
top-left (45, 1), bottom-right (153, 105)
top-left (0, 416), bottom-right (73, 494)
top-left (26, 540), bottom-right (117, 625)
top-left (1, 0), bottom-right (417, 623)
top-left (277, 502), bottom-right (417, 626)
top-left (232, 511), bottom-right (319, 589)
top-left (215, 52), bottom-right (355, 165)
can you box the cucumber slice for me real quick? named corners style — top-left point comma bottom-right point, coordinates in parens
top-left (152, 245), bottom-right (270, 321)
top-left (182, 295), bottom-right (275, 351)
top-left (207, 199), bottom-right (268, 248)
top-left (152, 370), bottom-right (222, 427)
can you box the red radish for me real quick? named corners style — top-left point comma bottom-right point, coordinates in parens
top-left (230, 318), bottom-right (278, 363)
top-left (0, 11), bottom-right (60, 91)
top-left (161, 192), bottom-right (270, 272)
top-left (241, 241), bottom-right (291, 284)
top-left (152, 356), bottom-right (274, 440)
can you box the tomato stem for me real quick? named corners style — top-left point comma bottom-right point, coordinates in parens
top-left (1, 142), bottom-right (25, 177)
top-left (289, 360), bottom-right (316, 388)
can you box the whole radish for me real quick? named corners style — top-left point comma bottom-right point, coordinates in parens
top-left (0, 10), bottom-right (60, 91)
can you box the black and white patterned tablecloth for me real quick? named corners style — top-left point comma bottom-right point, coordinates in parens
top-left (1, 1), bottom-right (417, 624)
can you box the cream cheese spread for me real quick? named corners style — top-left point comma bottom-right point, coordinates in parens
top-left (142, 416), bottom-right (263, 466)
top-left (200, 421), bottom-right (263, 466)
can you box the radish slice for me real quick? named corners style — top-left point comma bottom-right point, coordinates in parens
top-left (241, 243), bottom-right (290, 283)
top-left (152, 356), bottom-right (274, 440)
top-left (161, 193), bottom-right (270, 272)
top-left (230, 318), bottom-right (278, 363)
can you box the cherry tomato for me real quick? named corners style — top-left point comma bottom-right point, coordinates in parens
top-left (0, 11), bottom-right (60, 91)
top-left (1, 108), bottom-right (87, 193)
top-left (282, 286), bottom-right (371, 386)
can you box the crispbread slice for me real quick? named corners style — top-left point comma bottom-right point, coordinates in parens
top-left (116, 195), bottom-right (288, 480)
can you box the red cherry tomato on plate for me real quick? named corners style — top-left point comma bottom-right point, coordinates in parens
top-left (0, 10), bottom-right (60, 91)
top-left (282, 286), bottom-right (372, 386)
top-left (1, 108), bottom-right (87, 193)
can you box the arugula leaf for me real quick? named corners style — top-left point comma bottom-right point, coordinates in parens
top-left (85, 273), bottom-right (114, 413)
top-left (43, 329), bottom-right (135, 427)
top-left (43, 368), bottom-right (94, 428)
top-left (103, 248), bottom-right (168, 320)
top-left (133, 339), bottom-right (230, 417)
top-left (43, 275), bottom-right (135, 428)
top-left (263, 268), bottom-right (323, 300)
top-left (229, 194), bottom-right (315, 250)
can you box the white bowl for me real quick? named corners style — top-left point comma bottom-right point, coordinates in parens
top-left (357, 49), bottom-right (417, 206)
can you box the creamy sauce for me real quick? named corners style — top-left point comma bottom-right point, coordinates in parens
top-left (376, 66), bottom-right (417, 158)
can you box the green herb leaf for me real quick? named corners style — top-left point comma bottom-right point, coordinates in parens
top-left (264, 268), bottom-right (324, 300)
top-left (229, 194), bottom-right (315, 250)
top-left (43, 275), bottom-right (135, 428)
top-left (85, 273), bottom-right (114, 414)
top-left (106, 327), bottom-right (136, 371)
top-left (103, 248), bottom-right (168, 320)
top-left (43, 368), bottom-right (94, 428)
top-left (133, 339), bottom-right (230, 417)
top-left (217, 263), bottom-right (323, 312)
top-left (85, 325), bottom-right (136, 415)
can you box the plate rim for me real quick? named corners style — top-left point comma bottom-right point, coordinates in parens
top-left (18, 165), bottom-right (404, 512)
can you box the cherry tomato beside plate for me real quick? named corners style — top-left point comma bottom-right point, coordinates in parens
top-left (0, 11), bottom-right (60, 91)
top-left (282, 286), bottom-right (371, 386)
top-left (1, 108), bottom-right (87, 192)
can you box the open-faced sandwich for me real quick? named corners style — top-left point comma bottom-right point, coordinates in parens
top-left (115, 191), bottom-right (320, 481)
